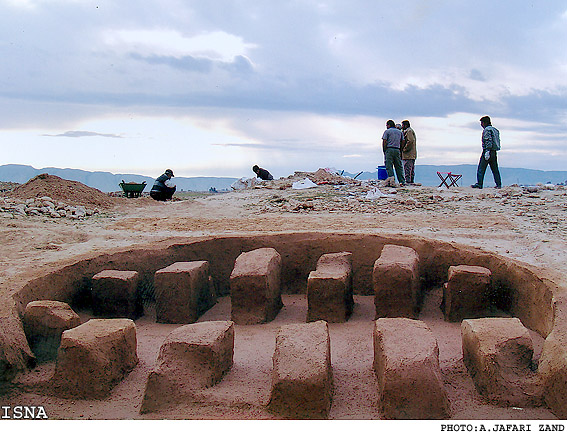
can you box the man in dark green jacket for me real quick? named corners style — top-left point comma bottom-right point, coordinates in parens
top-left (150, 169), bottom-right (176, 201)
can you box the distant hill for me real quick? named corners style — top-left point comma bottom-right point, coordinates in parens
top-left (345, 164), bottom-right (567, 187)
top-left (2, 164), bottom-right (566, 193)
top-left (0, 164), bottom-right (238, 193)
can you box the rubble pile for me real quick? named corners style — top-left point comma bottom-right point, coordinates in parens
top-left (0, 181), bottom-right (19, 193)
top-left (11, 174), bottom-right (114, 208)
top-left (254, 181), bottom-right (567, 232)
top-left (0, 173), bottom-right (118, 219)
top-left (250, 168), bottom-right (362, 191)
top-left (1, 196), bottom-right (99, 219)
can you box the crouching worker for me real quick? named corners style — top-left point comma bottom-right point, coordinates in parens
top-left (150, 169), bottom-right (176, 201)
top-left (252, 164), bottom-right (273, 181)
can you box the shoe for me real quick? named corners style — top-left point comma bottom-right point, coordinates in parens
top-left (471, 184), bottom-right (482, 189)
top-left (495, 186), bottom-right (502, 189)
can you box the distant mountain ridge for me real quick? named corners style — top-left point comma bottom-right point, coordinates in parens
top-left (1, 164), bottom-right (566, 193)
top-left (0, 164), bottom-right (238, 193)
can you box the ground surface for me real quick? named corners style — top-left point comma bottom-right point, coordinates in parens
top-left (1, 172), bottom-right (566, 420)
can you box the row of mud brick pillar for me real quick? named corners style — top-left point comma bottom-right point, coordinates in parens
top-left (84, 245), bottom-right (498, 324)
top-left (23, 307), bottom-right (540, 418)
top-left (20, 244), bottom-right (541, 418)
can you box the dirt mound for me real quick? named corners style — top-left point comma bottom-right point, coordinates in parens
top-left (11, 174), bottom-right (116, 208)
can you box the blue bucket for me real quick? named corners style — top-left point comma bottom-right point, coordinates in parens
top-left (377, 166), bottom-right (388, 180)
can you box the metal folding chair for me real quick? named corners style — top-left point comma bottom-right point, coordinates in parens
top-left (437, 172), bottom-right (462, 188)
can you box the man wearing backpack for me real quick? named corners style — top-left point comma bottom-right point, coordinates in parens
top-left (471, 115), bottom-right (502, 189)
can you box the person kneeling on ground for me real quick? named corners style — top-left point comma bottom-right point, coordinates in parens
top-left (150, 169), bottom-right (176, 201)
top-left (252, 165), bottom-right (273, 180)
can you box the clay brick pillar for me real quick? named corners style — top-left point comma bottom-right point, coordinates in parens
top-left (23, 300), bottom-right (81, 361)
top-left (52, 319), bottom-right (138, 398)
top-left (307, 251), bottom-right (354, 323)
top-left (268, 320), bottom-right (333, 418)
top-left (444, 265), bottom-right (491, 322)
top-left (141, 321), bottom-right (234, 413)
top-left (92, 270), bottom-right (141, 318)
top-left (461, 317), bottom-right (542, 406)
top-left (373, 244), bottom-right (420, 318)
top-left (373, 317), bottom-right (451, 419)
top-left (230, 248), bottom-right (283, 324)
top-left (154, 261), bottom-right (216, 324)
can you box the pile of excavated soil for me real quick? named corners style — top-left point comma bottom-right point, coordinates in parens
top-left (10, 174), bottom-right (116, 208)
top-left (265, 168), bottom-right (362, 190)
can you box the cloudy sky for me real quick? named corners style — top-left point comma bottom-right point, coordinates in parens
top-left (1, 0), bottom-right (566, 179)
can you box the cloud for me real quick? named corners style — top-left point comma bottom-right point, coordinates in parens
top-left (42, 131), bottom-right (123, 138)
top-left (102, 29), bottom-right (256, 62)
top-left (129, 53), bottom-right (213, 73)
top-left (2, 0), bottom-right (567, 175)
top-left (129, 53), bottom-right (254, 75)
top-left (469, 69), bottom-right (486, 82)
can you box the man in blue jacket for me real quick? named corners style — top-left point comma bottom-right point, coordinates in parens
top-left (150, 169), bottom-right (176, 201)
top-left (472, 116), bottom-right (502, 189)
top-left (382, 120), bottom-right (406, 185)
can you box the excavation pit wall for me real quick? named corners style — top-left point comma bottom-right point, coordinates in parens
top-left (6, 232), bottom-right (567, 417)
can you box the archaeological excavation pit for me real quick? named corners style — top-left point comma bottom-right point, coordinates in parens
top-left (2, 232), bottom-right (567, 420)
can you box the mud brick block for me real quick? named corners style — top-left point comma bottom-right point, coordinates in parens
top-left (268, 320), bottom-right (333, 419)
top-left (230, 248), bottom-right (283, 324)
top-left (154, 261), bottom-right (216, 324)
top-left (373, 317), bottom-right (451, 419)
top-left (444, 265), bottom-right (491, 322)
top-left (52, 319), bottom-right (138, 399)
top-left (373, 244), bottom-right (420, 318)
top-left (92, 270), bottom-right (141, 318)
top-left (307, 251), bottom-right (354, 323)
top-left (140, 320), bottom-right (234, 413)
top-left (23, 300), bottom-right (81, 361)
top-left (461, 317), bottom-right (542, 406)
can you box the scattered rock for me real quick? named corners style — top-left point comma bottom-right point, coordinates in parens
top-left (52, 319), bottom-right (138, 399)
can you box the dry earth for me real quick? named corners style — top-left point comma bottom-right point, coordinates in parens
top-left (1, 172), bottom-right (566, 423)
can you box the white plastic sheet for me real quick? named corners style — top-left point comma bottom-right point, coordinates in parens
top-left (364, 187), bottom-right (395, 199)
top-left (292, 178), bottom-right (317, 190)
top-left (231, 177), bottom-right (259, 190)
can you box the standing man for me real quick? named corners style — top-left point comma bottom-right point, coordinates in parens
top-left (382, 120), bottom-right (406, 186)
top-left (471, 116), bottom-right (502, 189)
top-left (401, 120), bottom-right (417, 184)
top-left (150, 169), bottom-right (176, 200)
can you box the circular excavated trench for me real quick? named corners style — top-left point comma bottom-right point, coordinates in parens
top-left (5, 232), bottom-right (567, 420)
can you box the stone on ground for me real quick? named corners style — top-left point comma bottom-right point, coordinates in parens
top-left (154, 261), bottom-right (216, 324)
top-left (268, 320), bottom-right (333, 419)
top-left (230, 248), bottom-right (283, 324)
top-left (23, 300), bottom-right (81, 361)
top-left (140, 320), bottom-right (234, 413)
top-left (373, 244), bottom-right (420, 318)
top-left (461, 317), bottom-right (542, 406)
top-left (373, 317), bottom-right (451, 419)
top-left (91, 270), bottom-right (141, 318)
top-left (307, 251), bottom-right (354, 323)
top-left (51, 318), bottom-right (138, 398)
top-left (443, 265), bottom-right (491, 322)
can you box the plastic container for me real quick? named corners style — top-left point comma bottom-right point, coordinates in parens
top-left (377, 166), bottom-right (388, 180)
